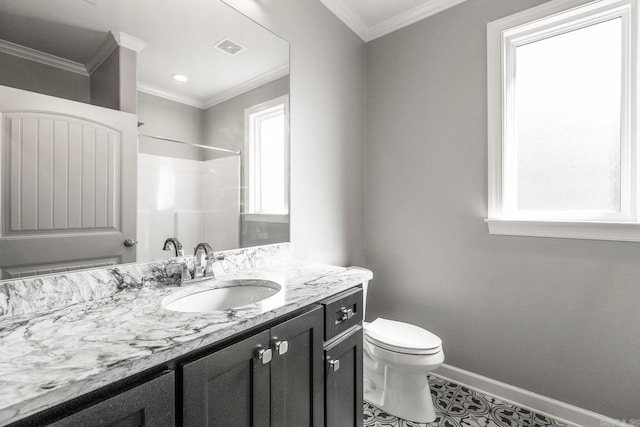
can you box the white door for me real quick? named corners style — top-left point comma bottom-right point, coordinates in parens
top-left (0, 86), bottom-right (137, 279)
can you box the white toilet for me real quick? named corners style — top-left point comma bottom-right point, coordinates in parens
top-left (354, 269), bottom-right (444, 423)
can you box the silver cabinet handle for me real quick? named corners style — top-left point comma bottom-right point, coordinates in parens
top-left (328, 359), bottom-right (340, 372)
top-left (338, 307), bottom-right (354, 322)
top-left (257, 348), bottom-right (272, 364)
top-left (274, 340), bottom-right (289, 355)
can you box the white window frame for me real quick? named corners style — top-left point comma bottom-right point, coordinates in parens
top-left (243, 95), bottom-right (290, 222)
top-left (486, 0), bottom-right (640, 241)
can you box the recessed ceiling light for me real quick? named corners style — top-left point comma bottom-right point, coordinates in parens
top-left (172, 74), bottom-right (189, 82)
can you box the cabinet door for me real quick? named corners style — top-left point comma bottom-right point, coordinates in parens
top-left (324, 327), bottom-right (363, 427)
top-left (270, 306), bottom-right (324, 427)
top-left (181, 330), bottom-right (271, 427)
top-left (49, 372), bottom-right (175, 427)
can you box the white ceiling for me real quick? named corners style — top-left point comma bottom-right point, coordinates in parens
top-left (0, 0), bottom-right (289, 108)
top-left (318, 0), bottom-right (469, 42)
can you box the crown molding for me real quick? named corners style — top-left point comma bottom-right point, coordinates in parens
top-left (319, 0), bottom-right (469, 42)
top-left (85, 33), bottom-right (118, 75)
top-left (111, 32), bottom-right (146, 52)
top-left (138, 63), bottom-right (289, 110)
top-left (137, 82), bottom-right (204, 108)
top-left (203, 63), bottom-right (290, 109)
top-left (0, 39), bottom-right (88, 76)
top-left (369, 0), bottom-right (469, 40)
top-left (86, 32), bottom-right (146, 76)
top-left (317, 0), bottom-right (371, 41)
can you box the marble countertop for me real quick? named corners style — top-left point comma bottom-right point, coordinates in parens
top-left (0, 252), bottom-right (372, 425)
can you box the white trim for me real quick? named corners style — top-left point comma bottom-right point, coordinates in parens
top-left (0, 39), bottom-right (87, 76)
top-left (368, 0), bottom-right (469, 41)
top-left (485, 218), bottom-right (640, 241)
top-left (137, 65), bottom-right (289, 110)
top-left (137, 82), bottom-right (204, 109)
top-left (85, 33), bottom-right (118, 76)
top-left (87, 32), bottom-right (145, 76)
top-left (242, 213), bottom-right (289, 224)
top-left (435, 364), bottom-right (633, 427)
top-left (317, 0), bottom-right (370, 41)
top-left (318, 0), bottom-right (470, 42)
top-left (111, 32), bottom-right (146, 53)
top-left (203, 64), bottom-right (289, 109)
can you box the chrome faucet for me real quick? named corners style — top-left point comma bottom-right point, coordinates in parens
top-left (168, 242), bottom-right (224, 285)
top-left (163, 238), bottom-right (184, 257)
top-left (193, 242), bottom-right (218, 279)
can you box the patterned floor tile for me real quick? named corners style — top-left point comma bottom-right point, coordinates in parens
top-left (363, 375), bottom-right (570, 427)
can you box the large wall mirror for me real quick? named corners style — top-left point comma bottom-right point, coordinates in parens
top-left (0, 0), bottom-right (290, 279)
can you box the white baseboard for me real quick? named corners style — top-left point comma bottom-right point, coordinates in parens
top-left (433, 364), bottom-right (632, 427)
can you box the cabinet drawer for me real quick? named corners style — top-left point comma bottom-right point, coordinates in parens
top-left (322, 287), bottom-right (363, 341)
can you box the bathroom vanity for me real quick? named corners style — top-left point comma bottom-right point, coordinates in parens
top-left (0, 244), bottom-right (369, 427)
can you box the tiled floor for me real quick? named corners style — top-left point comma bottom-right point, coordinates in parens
top-left (363, 375), bottom-right (570, 427)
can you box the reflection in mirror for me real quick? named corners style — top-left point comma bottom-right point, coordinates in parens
top-left (0, 0), bottom-right (289, 278)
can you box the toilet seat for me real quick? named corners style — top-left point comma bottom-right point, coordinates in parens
top-left (364, 318), bottom-right (442, 355)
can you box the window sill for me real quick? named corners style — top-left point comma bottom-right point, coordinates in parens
top-left (485, 218), bottom-right (640, 242)
top-left (243, 213), bottom-right (289, 224)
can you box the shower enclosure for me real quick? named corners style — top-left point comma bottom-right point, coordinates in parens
top-left (137, 134), bottom-right (241, 261)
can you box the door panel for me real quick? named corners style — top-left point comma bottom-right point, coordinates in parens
top-left (0, 85), bottom-right (137, 279)
top-left (181, 330), bottom-right (271, 427)
top-left (270, 306), bottom-right (324, 427)
top-left (325, 327), bottom-right (363, 427)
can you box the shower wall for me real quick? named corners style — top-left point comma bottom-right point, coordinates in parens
top-left (137, 153), bottom-right (239, 261)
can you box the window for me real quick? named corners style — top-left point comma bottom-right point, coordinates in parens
top-left (244, 95), bottom-right (289, 220)
top-left (486, 0), bottom-right (640, 241)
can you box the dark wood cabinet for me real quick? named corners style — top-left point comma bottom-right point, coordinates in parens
top-left (324, 327), bottom-right (363, 427)
top-left (48, 371), bottom-right (175, 427)
top-left (180, 306), bottom-right (324, 427)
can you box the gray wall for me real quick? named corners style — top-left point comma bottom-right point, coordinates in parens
top-left (224, 0), bottom-right (366, 266)
top-left (90, 47), bottom-right (137, 114)
top-left (0, 51), bottom-right (89, 102)
top-left (365, 0), bottom-right (640, 419)
top-left (137, 92), bottom-right (205, 161)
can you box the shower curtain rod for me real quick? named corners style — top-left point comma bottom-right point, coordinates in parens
top-left (138, 133), bottom-right (241, 156)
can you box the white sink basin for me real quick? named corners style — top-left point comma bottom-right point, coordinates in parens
top-left (162, 279), bottom-right (282, 313)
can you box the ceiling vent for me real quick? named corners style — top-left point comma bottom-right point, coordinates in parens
top-left (214, 38), bottom-right (246, 57)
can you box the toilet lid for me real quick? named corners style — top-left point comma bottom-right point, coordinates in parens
top-left (364, 318), bottom-right (442, 355)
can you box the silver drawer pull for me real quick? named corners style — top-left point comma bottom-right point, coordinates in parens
top-left (274, 340), bottom-right (289, 355)
top-left (328, 359), bottom-right (340, 372)
top-left (337, 307), bottom-right (354, 323)
top-left (257, 348), bottom-right (272, 364)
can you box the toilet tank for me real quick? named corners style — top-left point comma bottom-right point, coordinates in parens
top-left (348, 266), bottom-right (371, 321)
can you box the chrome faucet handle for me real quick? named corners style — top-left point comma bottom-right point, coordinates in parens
top-left (166, 260), bottom-right (192, 286)
top-left (178, 261), bottom-right (192, 284)
top-left (163, 238), bottom-right (184, 257)
top-left (193, 242), bottom-right (215, 278)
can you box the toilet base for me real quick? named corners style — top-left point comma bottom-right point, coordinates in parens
top-left (364, 363), bottom-right (438, 423)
